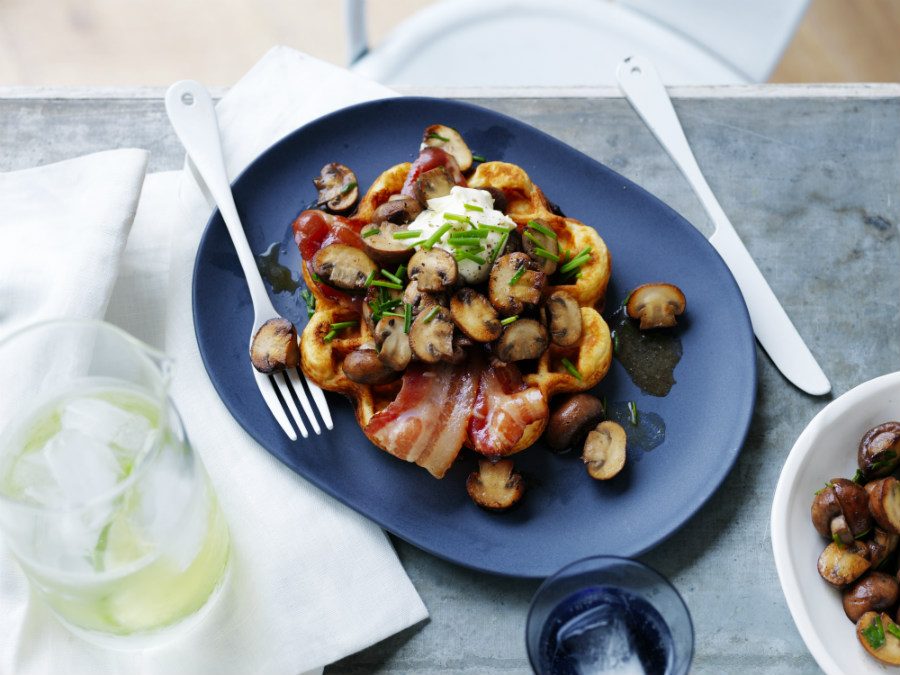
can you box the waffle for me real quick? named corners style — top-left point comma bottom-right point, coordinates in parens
top-left (300, 160), bottom-right (612, 465)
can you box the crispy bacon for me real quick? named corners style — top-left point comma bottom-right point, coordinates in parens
top-left (400, 147), bottom-right (466, 197)
top-left (365, 362), bottom-right (478, 478)
top-left (292, 210), bottom-right (364, 307)
top-left (468, 362), bottom-right (548, 457)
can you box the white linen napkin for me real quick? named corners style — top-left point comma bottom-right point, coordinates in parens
top-left (0, 48), bottom-right (429, 674)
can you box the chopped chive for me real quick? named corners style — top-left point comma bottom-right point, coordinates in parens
top-left (855, 528), bottom-right (871, 540)
top-left (422, 306), bottom-right (440, 323)
top-left (561, 357), bottom-right (582, 380)
top-left (395, 264), bottom-right (406, 281)
top-left (852, 468), bottom-right (866, 485)
top-left (464, 203), bottom-right (484, 212)
top-left (472, 154), bottom-right (486, 163)
top-left (575, 246), bottom-right (592, 258)
top-left (863, 615), bottom-right (886, 650)
top-left (381, 311), bottom-right (405, 318)
top-left (371, 280), bottom-right (403, 290)
top-left (312, 272), bottom-right (322, 283)
top-left (522, 230), bottom-right (544, 247)
top-left (454, 251), bottom-right (486, 265)
top-left (427, 131), bottom-right (450, 142)
top-left (340, 182), bottom-right (357, 195)
top-left (526, 220), bottom-right (557, 239)
top-left (491, 231), bottom-right (510, 265)
top-left (628, 401), bottom-right (639, 426)
top-left (300, 289), bottom-right (316, 318)
top-left (405, 239), bottom-right (426, 249)
top-left (621, 290), bottom-right (633, 307)
top-left (444, 213), bottom-right (470, 223)
top-left (403, 303), bottom-right (412, 333)
top-left (380, 268), bottom-right (403, 285)
top-left (421, 223), bottom-right (453, 249)
top-left (887, 622), bottom-right (900, 641)
top-left (323, 330), bottom-right (337, 342)
top-left (477, 224), bottom-right (514, 233)
top-left (508, 266), bottom-right (526, 286)
top-left (329, 321), bottom-right (358, 330)
top-left (392, 230), bottom-right (422, 239)
top-left (363, 270), bottom-right (376, 287)
top-left (448, 230), bottom-right (489, 240)
top-left (832, 532), bottom-right (845, 548)
top-left (559, 251), bottom-right (591, 274)
top-left (533, 247), bottom-right (560, 262)
top-left (362, 228), bottom-right (380, 238)
top-left (500, 315), bottom-right (518, 326)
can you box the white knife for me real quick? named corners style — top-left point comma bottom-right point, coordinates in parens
top-left (616, 55), bottom-right (831, 396)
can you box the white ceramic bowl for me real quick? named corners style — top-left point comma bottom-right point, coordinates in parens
top-left (772, 371), bottom-right (900, 675)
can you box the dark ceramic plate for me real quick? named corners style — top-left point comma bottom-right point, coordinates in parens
top-left (193, 97), bottom-right (756, 578)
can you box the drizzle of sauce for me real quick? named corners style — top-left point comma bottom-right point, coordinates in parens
top-left (610, 308), bottom-right (683, 397)
top-left (256, 243), bottom-right (300, 294)
top-left (605, 401), bottom-right (665, 460)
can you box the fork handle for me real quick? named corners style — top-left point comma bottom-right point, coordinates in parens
top-left (165, 80), bottom-right (274, 321)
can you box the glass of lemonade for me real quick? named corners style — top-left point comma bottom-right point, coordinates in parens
top-left (0, 320), bottom-right (230, 648)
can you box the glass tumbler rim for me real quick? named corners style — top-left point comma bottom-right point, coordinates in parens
top-left (525, 555), bottom-right (694, 675)
top-left (0, 318), bottom-right (176, 516)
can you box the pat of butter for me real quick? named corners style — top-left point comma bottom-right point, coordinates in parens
top-left (409, 187), bottom-right (515, 284)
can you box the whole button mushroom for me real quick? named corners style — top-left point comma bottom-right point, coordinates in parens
top-left (544, 394), bottom-right (606, 453)
top-left (859, 422), bottom-right (900, 479)
top-left (843, 572), bottom-right (900, 623)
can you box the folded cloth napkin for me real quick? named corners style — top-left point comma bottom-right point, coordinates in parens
top-left (0, 48), bottom-right (428, 675)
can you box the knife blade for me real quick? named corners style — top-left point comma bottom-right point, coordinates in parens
top-left (616, 55), bottom-right (830, 396)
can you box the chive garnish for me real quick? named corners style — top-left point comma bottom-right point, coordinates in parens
top-left (312, 272), bottom-right (322, 283)
top-left (323, 320), bottom-right (358, 342)
top-left (340, 182), bottom-right (357, 195)
top-left (428, 131), bottom-right (450, 142)
top-left (363, 270), bottom-right (376, 287)
top-left (444, 213), bottom-right (470, 223)
top-left (371, 280), bottom-right (403, 290)
top-left (300, 289), bottom-right (316, 318)
top-left (381, 311), bottom-right (405, 318)
top-left (852, 469), bottom-right (866, 485)
top-left (362, 228), bottom-right (379, 238)
top-left (533, 247), bottom-right (560, 262)
top-left (500, 315), bottom-right (518, 326)
top-left (561, 357), bottom-right (582, 380)
top-left (814, 482), bottom-right (833, 496)
top-left (522, 230), bottom-right (544, 247)
top-left (392, 230), bottom-right (422, 239)
top-left (403, 303), bottom-right (412, 333)
top-left (454, 251), bottom-right (486, 265)
top-left (421, 223), bottom-right (453, 249)
top-left (621, 290), bottom-right (633, 308)
top-left (831, 532), bottom-right (845, 548)
top-left (526, 220), bottom-right (557, 239)
top-left (395, 264), bottom-right (406, 281)
top-left (491, 231), bottom-right (510, 265)
top-left (477, 224), bottom-right (514, 233)
top-left (472, 154), bottom-right (486, 163)
top-left (628, 401), bottom-right (639, 426)
top-left (887, 622), bottom-right (900, 641)
top-left (447, 230), bottom-right (489, 240)
top-left (559, 249), bottom-right (592, 274)
top-left (863, 615), bottom-right (886, 650)
top-left (464, 203), bottom-right (484, 212)
top-left (380, 268), bottom-right (403, 285)
top-left (422, 306), bottom-right (440, 323)
top-left (508, 266), bottom-right (526, 286)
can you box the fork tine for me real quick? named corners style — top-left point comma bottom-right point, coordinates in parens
top-left (273, 372), bottom-right (309, 438)
top-left (253, 369), bottom-right (298, 441)
top-left (287, 369), bottom-right (321, 434)
top-left (302, 371), bottom-right (333, 430)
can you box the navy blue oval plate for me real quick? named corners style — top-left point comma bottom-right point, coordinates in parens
top-left (193, 97), bottom-right (756, 578)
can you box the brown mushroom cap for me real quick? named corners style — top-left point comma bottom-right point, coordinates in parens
top-left (361, 222), bottom-right (415, 266)
top-left (843, 572), bottom-right (900, 623)
top-left (494, 319), bottom-right (549, 362)
top-left (818, 540), bottom-right (871, 587)
top-left (545, 394), bottom-right (606, 452)
top-left (422, 125), bottom-right (473, 172)
top-left (811, 484), bottom-right (843, 538)
top-left (342, 347), bottom-right (402, 385)
top-left (857, 612), bottom-right (900, 665)
top-left (869, 529), bottom-right (900, 568)
top-left (313, 162), bottom-right (358, 214)
top-left (374, 316), bottom-right (412, 371)
top-left (413, 166), bottom-right (455, 205)
top-left (833, 478), bottom-right (874, 538)
top-left (408, 248), bottom-right (458, 292)
top-left (466, 459), bottom-right (524, 511)
top-left (868, 477), bottom-right (900, 534)
top-left (249, 318), bottom-right (299, 374)
top-left (402, 280), bottom-right (446, 315)
top-left (625, 283), bottom-right (687, 330)
top-left (859, 422), bottom-right (900, 479)
top-left (583, 421), bottom-right (627, 480)
top-left (521, 219), bottom-right (559, 275)
top-left (488, 252), bottom-right (546, 316)
top-left (408, 306), bottom-right (454, 363)
top-left (546, 291), bottom-right (583, 347)
top-left (449, 288), bottom-right (502, 343)
top-left (372, 197), bottom-right (423, 225)
top-left (311, 243), bottom-right (377, 291)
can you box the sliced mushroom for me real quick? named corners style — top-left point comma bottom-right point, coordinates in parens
top-left (450, 288), bottom-right (501, 342)
top-left (522, 219), bottom-right (559, 274)
top-left (408, 248), bottom-right (458, 292)
top-left (408, 306), bottom-right (454, 363)
top-left (488, 253), bottom-right (545, 316)
top-left (249, 318), bottom-right (299, 374)
top-left (868, 477), bottom-right (900, 534)
top-left (494, 319), bottom-right (548, 362)
top-left (342, 347), bottom-right (402, 385)
top-left (859, 422), bottom-right (900, 479)
top-left (402, 280), bottom-right (445, 315)
top-left (362, 222), bottom-right (415, 266)
top-left (422, 125), bottom-right (473, 172)
top-left (372, 197), bottom-right (423, 225)
top-left (546, 291), bottom-right (582, 347)
top-left (869, 529), bottom-right (900, 568)
top-left (818, 540), bottom-right (871, 587)
top-left (413, 166), bottom-right (455, 205)
top-left (374, 317), bottom-right (412, 371)
top-left (466, 459), bottom-right (524, 511)
top-left (362, 285), bottom-right (403, 335)
top-left (312, 243), bottom-right (377, 291)
top-left (544, 394), bottom-right (606, 452)
top-left (625, 283), bottom-right (687, 330)
top-left (484, 187), bottom-right (508, 214)
top-left (832, 478), bottom-right (874, 538)
top-left (857, 612), bottom-right (900, 665)
top-left (583, 421), bottom-right (627, 480)
top-left (843, 572), bottom-right (900, 623)
top-left (313, 163), bottom-right (358, 214)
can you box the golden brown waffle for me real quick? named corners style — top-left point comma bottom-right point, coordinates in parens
top-left (300, 161), bottom-right (612, 464)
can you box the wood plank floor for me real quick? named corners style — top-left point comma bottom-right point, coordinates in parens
top-left (0, 0), bottom-right (898, 86)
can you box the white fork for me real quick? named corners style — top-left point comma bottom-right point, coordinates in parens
top-left (165, 80), bottom-right (333, 441)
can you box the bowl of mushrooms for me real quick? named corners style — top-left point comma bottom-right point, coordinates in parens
top-left (772, 371), bottom-right (900, 674)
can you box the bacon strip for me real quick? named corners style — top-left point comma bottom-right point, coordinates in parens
top-left (468, 362), bottom-right (548, 457)
top-left (364, 362), bottom-right (478, 478)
